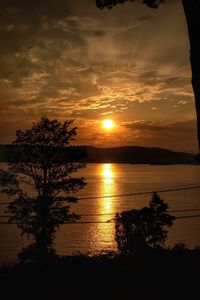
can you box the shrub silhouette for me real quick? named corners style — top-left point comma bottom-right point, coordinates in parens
top-left (115, 192), bottom-right (176, 255)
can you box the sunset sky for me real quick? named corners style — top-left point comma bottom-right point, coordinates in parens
top-left (0, 0), bottom-right (198, 152)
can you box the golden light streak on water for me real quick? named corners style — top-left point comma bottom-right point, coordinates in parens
top-left (93, 164), bottom-right (117, 249)
top-left (100, 164), bottom-right (116, 212)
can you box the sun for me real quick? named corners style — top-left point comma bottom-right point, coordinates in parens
top-left (103, 119), bottom-right (114, 129)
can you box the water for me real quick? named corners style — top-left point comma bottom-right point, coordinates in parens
top-left (0, 163), bottom-right (200, 263)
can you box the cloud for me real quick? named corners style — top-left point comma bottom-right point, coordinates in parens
top-left (122, 119), bottom-right (195, 132)
top-left (0, 0), bottom-right (198, 151)
top-left (120, 119), bottom-right (198, 151)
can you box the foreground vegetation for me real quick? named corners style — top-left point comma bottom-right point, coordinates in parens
top-left (1, 246), bottom-right (200, 299)
top-left (0, 117), bottom-right (199, 298)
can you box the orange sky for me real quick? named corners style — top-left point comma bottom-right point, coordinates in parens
top-left (0, 0), bottom-right (198, 152)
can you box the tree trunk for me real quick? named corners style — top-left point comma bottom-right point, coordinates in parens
top-left (182, 0), bottom-right (200, 151)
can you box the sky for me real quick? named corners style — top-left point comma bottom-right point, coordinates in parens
top-left (0, 0), bottom-right (198, 152)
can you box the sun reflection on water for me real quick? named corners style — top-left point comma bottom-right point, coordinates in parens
top-left (94, 164), bottom-right (117, 250)
top-left (100, 164), bottom-right (115, 211)
top-left (102, 164), bottom-right (114, 183)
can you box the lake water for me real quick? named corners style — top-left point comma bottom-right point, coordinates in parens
top-left (0, 163), bottom-right (200, 263)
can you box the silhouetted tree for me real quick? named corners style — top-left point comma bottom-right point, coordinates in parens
top-left (0, 116), bottom-right (86, 262)
top-left (96, 0), bottom-right (200, 151)
top-left (115, 193), bottom-right (175, 255)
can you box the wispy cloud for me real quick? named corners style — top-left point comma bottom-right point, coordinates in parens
top-left (0, 0), bottom-right (197, 151)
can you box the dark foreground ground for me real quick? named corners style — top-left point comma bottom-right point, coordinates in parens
top-left (1, 249), bottom-right (200, 300)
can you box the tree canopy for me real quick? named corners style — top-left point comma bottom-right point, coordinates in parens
top-left (0, 116), bottom-right (86, 262)
top-left (96, 0), bottom-right (165, 10)
top-left (115, 193), bottom-right (175, 255)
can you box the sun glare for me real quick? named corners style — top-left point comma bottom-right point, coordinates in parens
top-left (102, 119), bottom-right (114, 129)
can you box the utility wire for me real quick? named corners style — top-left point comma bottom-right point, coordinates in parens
top-left (1, 208), bottom-right (200, 218)
top-left (0, 214), bottom-right (200, 225)
top-left (0, 184), bottom-right (200, 205)
top-left (77, 185), bottom-right (200, 200)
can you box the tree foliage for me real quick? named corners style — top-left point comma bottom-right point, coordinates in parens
top-left (115, 193), bottom-right (175, 255)
top-left (96, 0), bottom-right (165, 10)
top-left (0, 116), bottom-right (86, 262)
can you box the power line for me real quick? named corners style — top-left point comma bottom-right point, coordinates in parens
top-left (0, 184), bottom-right (200, 205)
top-left (1, 208), bottom-right (200, 218)
top-left (77, 185), bottom-right (200, 200)
top-left (176, 214), bottom-right (200, 219)
top-left (79, 208), bottom-right (200, 216)
top-left (0, 214), bottom-right (200, 225)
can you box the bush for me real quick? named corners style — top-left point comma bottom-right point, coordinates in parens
top-left (115, 193), bottom-right (176, 255)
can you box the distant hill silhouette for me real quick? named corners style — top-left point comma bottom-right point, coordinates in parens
top-left (82, 146), bottom-right (195, 164)
top-left (0, 144), bottom-right (195, 164)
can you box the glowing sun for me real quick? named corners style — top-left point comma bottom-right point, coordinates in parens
top-left (102, 119), bottom-right (114, 129)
